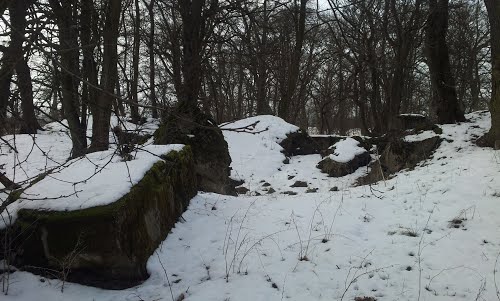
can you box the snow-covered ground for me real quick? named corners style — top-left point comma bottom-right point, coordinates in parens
top-left (2, 111), bottom-right (500, 301)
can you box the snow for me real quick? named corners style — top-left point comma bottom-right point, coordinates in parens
top-left (404, 130), bottom-right (439, 142)
top-left (221, 115), bottom-right (299, 143)
top-left (399, 113), bottom-right (426, 118)
top-left (328, 137), bottom-right (367, 163)
top-left (221, 115), bottom-right (299, 182)
top-left (0, 115), bottom-right (168, 229)
top-left (0, 144), bottom-right (184, 229)
top-left (0, 115), bottom-right (160, 185)
top-left (2, 111), bottom-right (500, 301)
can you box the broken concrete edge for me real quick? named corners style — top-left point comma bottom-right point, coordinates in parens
top-left (279, 126), bottom-right (443, 184)
top-left (280, 121), bottom-right (444, 157)
top-left (279, 129), bottom-right (374, 158)
top-left (356, 136), bottom-right (443, 186)
top-left (154, 109), bottom-right (237, 196)
top-left (0, 145), bottom-right (197, 289)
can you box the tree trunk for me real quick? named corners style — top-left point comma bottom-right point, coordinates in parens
top-left (255, 0), bottom-right (271, 115)
top-left (80, 0), bottom-right (99, 134)
top-left (49, 0), bottom-right (87, 157)
top-left (379, 0), bottom-right (425, 131)
top-left (9, 0), bottom-right (40, 134)
top-left (148, 0), bottom-right (158, 118)
top-left (89, 0), bottom-right (121, 152)
top-left (130, 0), bottom-right (141, 123)
top-left (0, 43), bottom-right (14, 135)
top-left (164, 5), bottom-right (183, 99)
top-left (277, 0), bottom-right (307, 120)
top-left (469, 60), bottom-right (481, 112)
top-left (0, 0), bottom-right (14, 134)
top-left (17, 60), bottom-right (39, 134)
top-left (483, 0), bottom-right (500, 144)
top-left (426, 0), bottom-right (465, 124)
top-left (50, 58), bottom-right (61, 120)
top-left (115, 79), bottom-right (125, 116)
top-left (178, 0), bottom-right (206, 114)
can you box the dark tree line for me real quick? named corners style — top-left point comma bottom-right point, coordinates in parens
top-left (0, 0), bottom-right (499, 156)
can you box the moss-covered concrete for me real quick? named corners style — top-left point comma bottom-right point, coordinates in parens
top-left (154, 108), bottom-right (235, 195)
top-left (5, 146), bottom-right (197, 289)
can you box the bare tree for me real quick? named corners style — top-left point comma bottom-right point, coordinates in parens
top-left (130, 0), bottom-right (142, 123)
top-left (177, 0), bottom-right (218, 114)
top-left (89, 0), bottom-right (122, 152)
top-left (48, 0), bottom-right (88, 157)
top-left (80, 0), bottom-right (99, 135)
top-left (448, 1), bottom-right (489, 113)
top-left (483, 0), bottom-right (500, 146)
top-left (277, 0), bottom-right (308, 120)
top-left (426, 0), bottom-right (465, 123)
top-left (146, 0), bottom-right (159, 118)
top-left (254, 0), bottom-right (272, 115)
top-left (0, 0), bottom-right (41, 134)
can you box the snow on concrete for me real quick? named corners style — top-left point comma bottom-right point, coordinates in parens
top-left (328, 137), bottom-right (367, 163)
top-left (399, 113), bottom-right (426, 118)
top-left (221, 115), bottom-right (299, 143)
top-left (0, 115), bottom-right (169, 229)
top-left (2, 111), bottom-right (500, 301)
top-left (0, 144), bottom-right (184, 229)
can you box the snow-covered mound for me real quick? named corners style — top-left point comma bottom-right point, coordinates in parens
top-left (0, 115), bottom-right (163, 228)
top-left (328, 137), bottom-right (367, 163)
top-left (221, 115), bottom-right (299, 182)
top-left (0, 144), bottom-right (184, 229)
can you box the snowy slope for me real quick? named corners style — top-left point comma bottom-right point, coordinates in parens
top-left (3, 111), bottom-right (500, 301)
top-left (221, 115), bottom-right (298, 182)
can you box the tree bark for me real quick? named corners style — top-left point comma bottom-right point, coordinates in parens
top-left (49, 0), bottom-right (87, 157)
top-left (277, 0), bottom-right (307, 120)
top-left (148, 0), bottom-right (158, 118)
top-left (426, 0), bottom-right (465, 124)
top-left (178, 0), bottom-right (207, 114)
top-left (10, 0), bottom-right (40, 134)
top-left (484, 0), bottom-right (500, 144)
top-left (0, 0), bottom-right (14, 134)
top-left (381, 0), bottom-right (425, 131)
top-left (255, 0), bottom-right (272, 115)
top-left (80, 0), bottom-right (99, 134)
top-left (130, 0), bottom-right (141, 123)
top-left (89, 0), bottom-right (121, 152)
top-left (0, 40), bottom-right (13, 134)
